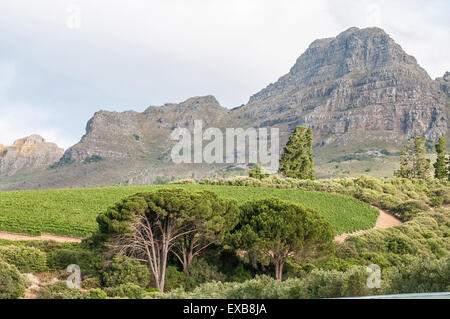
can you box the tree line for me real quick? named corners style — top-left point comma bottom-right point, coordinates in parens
top-left (96, 188), bottom-right (333, 292)
top-left (395, 136), bottom-right (449, 180)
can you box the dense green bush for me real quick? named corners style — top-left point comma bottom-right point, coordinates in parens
top-left (86, 288), bottom-right (107, 299)
top-left (164, 265), bottom-right (185, 291)
top-left (47, 248), bottom-right (102, 275)
top-left (385, 258), bottom-right (450, 294)
top-left (393, 200), bottom-right (430, 221)
top-left (288, 267), bottom-right (377, 298)
top-left (429, 196), bottom-right (444, 208)
top-left (104, 283), bottom-right (146, 299)
top-left (0, 245), bottom-right (47, 273)
top-left (435, 188), bottom-right (450, 204)
top-left (0, 259), bottom-right (25, 299)
top-left (37, 281), bottom-right (85, 299)
top-left (162, 267), bottom-right (379, 299)
top-left (101, 255), bottom-right (150, 288)
top-left (183, 259), bottom-right (227, 291)
top-left (337, 209), bottom-right (450, 268)
top-left (229, 264), bottom-right (253, 283)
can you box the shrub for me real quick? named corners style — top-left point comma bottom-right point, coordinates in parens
top-left (164, 265), bottom-right (185, 291)
top-left (248, 166), bottom-right (269, 180)
top-left (429, 196), bottom-right (444, 208)
top-left (0, 245), bottom-right (47, 273)
top-left (104, 283), bottom-right (146, 299)
top-left (183, 259), bottom-right (227, 291)
top-left (47, 248), bottom-right (102, 275)
top-left (386, 236), bottom-right (412, 254)
top-left (87, 288), bottom-right (108, 299)
top-left (355, 176), bottom-right (384, 193)
top-left (81, 276), bottom-right (101, 289)
top-left (393, 200), bottom-right (430, 221)
top-left (385, 258), bottom-right (450, 294)
top-left (289, 267), bottom-right (377, 298)
top-left (317, 256), bottom-right (360, 272)
top-left (0, 259), bottom-right (25, 299)
top-left (163, 268), bottom-right (378, 299)
top-left (37, 281), bottom-right (85, 299)
top-left (229, 264), bottom-right (253, 283)
top-left (435, 188), bottom-right (450, 204)
top-left (101, 255), bottom-right (150, 288)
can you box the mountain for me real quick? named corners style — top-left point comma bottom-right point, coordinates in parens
top-left (436, 72), bottom-right (450, 98)
top-left (236, 27), bottom-right (446, 145)
top-left (62, 95), bottom-right (231, 162)
top-left (0, 135), bottom-right (64, 176)
top-left (1, 27), bottom-right (448, 189)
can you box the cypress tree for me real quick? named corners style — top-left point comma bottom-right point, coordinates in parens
top-left (434, 137), bottom-right (447, 179)
top-left (279, 126), bottom-right (314, 180)
top-left (395, 147), bottom-right (409, 178)
top-left (412, 137), bottom-right (431, 180)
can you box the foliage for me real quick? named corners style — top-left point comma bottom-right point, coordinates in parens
top-left (248, 166), bottom-right (269, 180)
top-left (163, 265), bottom-right (185, 291)
top-left (182, 258), bottom-right (228, 291)
top-left (394, 137), bottom-right (431, 180)
top-left (171, 190), bottom-right (240, 275)
top-left (83, 155), bottom-right (104, 164)
top-left (279, 126), bottom-right (314, 180)
top-left (101, 255), bottom-right (149, 288)
top-left (434, 137), bottom-right (447, 180)
top-left (0, 245), bottom-right (47, 273)
top-left (385, 258), bottom-right (450, 294)
top-left (0, 259), bottom-right (25, 299)
top-left (337, 209), bottom-right (450, 269)
top-left (37, 281), bottom-right (85, 299)
top-left (97, 188), bottom-right (239, 292)
top-left (429, 196), bottom-right (444, 208)
top-left (47, 248), bottom-right (102, 275)
top-left (234, 198), bottom-right (334, 280)
top-left (104, 283), bottom-right (146, 299)
top-left (393, 200), bottom-right (430, 221)
top-left (86, 288), bottom-right (108, 299)
top-left (161, 267), bottom-right (376, 299)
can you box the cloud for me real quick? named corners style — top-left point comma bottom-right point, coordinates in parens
top-left (0, 0), bottom-right (448, 148)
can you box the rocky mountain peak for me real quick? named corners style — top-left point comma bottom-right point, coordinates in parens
top-left (13, 134), bottom-right (46, 147)
top-left (250, 27), bottom-right (419, 103)
top-left (0, 135), bottom-right (64, 176)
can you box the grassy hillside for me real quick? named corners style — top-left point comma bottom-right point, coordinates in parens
top-left (0, 184), bottom-right (378, 237)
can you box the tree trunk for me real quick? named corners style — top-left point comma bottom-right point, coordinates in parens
top-left (274, 259), bottom-right (285, 281)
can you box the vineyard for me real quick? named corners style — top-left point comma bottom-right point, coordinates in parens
top-left (0, 184), bottom-right (378, 237)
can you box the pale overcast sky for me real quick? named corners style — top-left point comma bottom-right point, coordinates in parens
top-left (0, 0), bottom-right (449, 149)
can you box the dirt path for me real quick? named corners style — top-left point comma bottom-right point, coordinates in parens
top-left (0, 231), bottom-right (82, 243)
top-left (334, 209), bottom-right (402, 243)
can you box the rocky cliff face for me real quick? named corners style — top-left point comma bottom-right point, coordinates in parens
top-left (436, 72), bottom-right (450, 98)
top-left (0, 135), bottom-right (64, 176)
top-left (236, 27), bottom-right (447, 145)
top-left (63, 95), bottom-right (231, 162)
